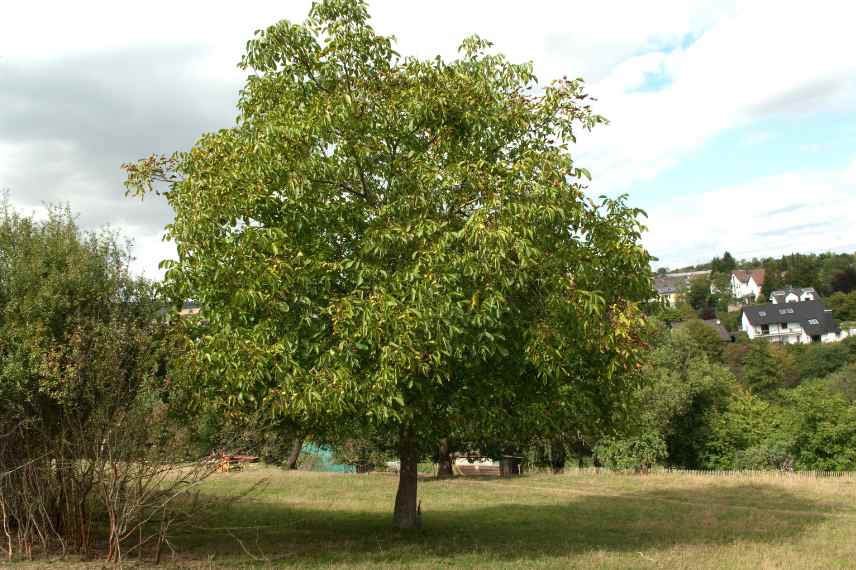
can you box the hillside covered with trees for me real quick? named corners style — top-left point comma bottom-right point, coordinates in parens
top-left (662, 250), bottom-right (856, 325)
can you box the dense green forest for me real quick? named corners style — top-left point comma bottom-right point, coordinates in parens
top-left (662, 250), bottom-right (856, 297)
top-left (603, 317), bottom-right (856, 472)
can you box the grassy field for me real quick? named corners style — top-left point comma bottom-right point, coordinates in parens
top-left (11, 466), bottom-right (856, 569)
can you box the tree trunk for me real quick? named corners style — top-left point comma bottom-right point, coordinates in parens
top-left (551, 438), bottom-right (566, 474)
top-left (436, 438), bottom-right (453, 479)
top-left (285, 436), bottom-right (304, 470)
top-left (393, 427), bottom-right (421, 529)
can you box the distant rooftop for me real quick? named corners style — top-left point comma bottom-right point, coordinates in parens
top-left (770, 287), bottom-right (819, 304)
top-left (732, 268), bottom-right (765, 286)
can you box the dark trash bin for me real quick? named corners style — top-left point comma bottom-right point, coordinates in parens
top-left (499, 455), bottom-right (524, 477)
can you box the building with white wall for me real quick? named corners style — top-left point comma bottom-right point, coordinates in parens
top-left (741, 299), bottom-right (848, 344)
top-left (731, 269), bottom-right (765, 301)
top-left (769, 287), bottom-right (818, 304)
top-left (654, 277), bottom-right (681, 307)
top-left (654, 270), bottom-right (712, 307)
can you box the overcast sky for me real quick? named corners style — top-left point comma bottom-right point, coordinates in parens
top-left (2, 0), bottom-right (855, 277)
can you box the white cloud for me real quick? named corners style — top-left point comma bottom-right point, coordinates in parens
top-left (846, 159), bottom-right (856, 185)
top-left (578, 0), bottom-right (856, 192)
top-left (740, 131), bottom-right (774, 147)
top-left (645, 161), bottom-right (856, 268)
top-left (3, 0), bottom-right (855, 277)
top-left (1, 1), bottom-right (730, 81)
top-left (369, 1), bottom-right (730, 83)
top-left (0, 0), bottom-right (734, 278)
top-left (125, 228), bottom-right (177, 280)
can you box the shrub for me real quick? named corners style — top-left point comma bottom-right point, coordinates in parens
top-left (0, 203), bottom-right (217, 563)
top-left (783, 383), bottom-right (856, 471)
top-left (680, 319), bottom-right (724, 363)
top-left (733, 441), bottom-right (794, 471)
top-left (794, 342), bottom-right (852, 381)
top-left (702, 389), bottom-right (773, 469)
top-left (821, 362), bottom-right (856, 403)
top-left (594, 432), bottom-right (667, 473)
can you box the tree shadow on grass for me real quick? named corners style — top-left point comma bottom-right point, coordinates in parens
top-left (174, 480), bottom-right (841, 567)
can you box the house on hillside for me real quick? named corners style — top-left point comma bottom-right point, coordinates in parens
top-left (654, 276), bottom-right (681, 307)
top-left (731, 269), bottom-right (765, 302)
top-left (179, 301), bottom-right (201, 317)
top-left (654, 270), bottom-right (712, 307)
top-left (668, 270), bottom-right (711, 280)
top-left (741, 299), bottom-right (848, 344)
top-left (769, 287), bottom-right (818, 304)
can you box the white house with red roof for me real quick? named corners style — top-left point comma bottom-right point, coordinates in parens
top-left (730, 269), bottom-right (765, 301)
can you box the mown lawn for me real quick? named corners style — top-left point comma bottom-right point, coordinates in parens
top-left (13, 466), bottom-right (856, 569)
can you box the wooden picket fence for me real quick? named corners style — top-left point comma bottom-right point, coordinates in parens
top-left (662, 468), bottom-right (856, 481)
top-left (541, 466), bottom-right (856, 480)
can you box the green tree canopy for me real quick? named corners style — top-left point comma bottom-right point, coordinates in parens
top-left (686, 276), bottom-right (718, 318)
top-left (819, 254), bottom-right (856, 294)
top-left (710, 251), bottom-right (736, 274)
top-left (606, 329), bottom-right (736, 470)
top-left (680, 319), bottom-right (725, 363)
top-left (125, 0), bottom-right (653, 528)
top-left (827, 291), bottom-right (856, 322)
top-left (741, 341), bottom-right (781, 395)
